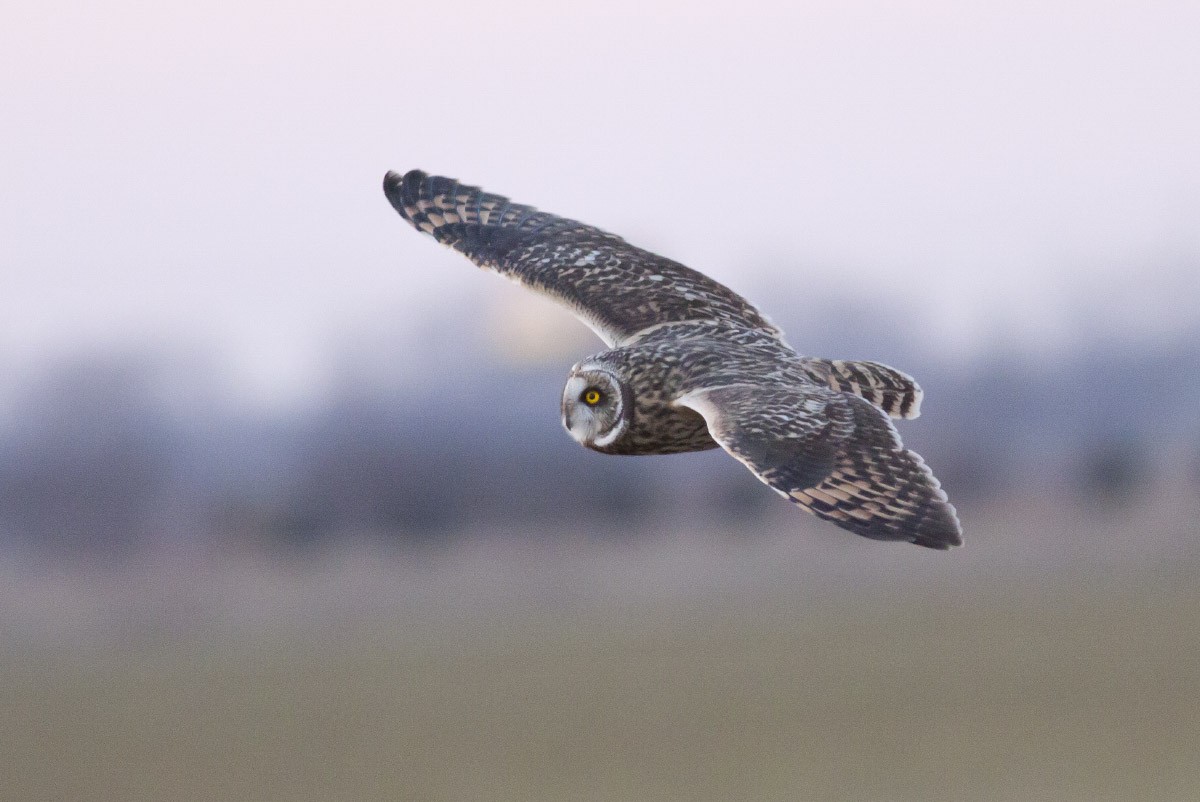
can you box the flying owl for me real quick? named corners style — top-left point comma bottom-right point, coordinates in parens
top-left (383, 170), bottom-right (962, 549)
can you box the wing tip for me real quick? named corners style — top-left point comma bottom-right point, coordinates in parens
top-left (909, 504), bottom-right (964, 550)
top-left (382, 169), bottom-right (428, 219)
top-left (789, 470), bottom-right (964, 550)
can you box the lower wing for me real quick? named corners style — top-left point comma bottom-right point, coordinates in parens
top-left (676, 382), bottom-right (962, 549)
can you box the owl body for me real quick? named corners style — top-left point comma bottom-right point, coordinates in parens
top-left (384, 169), bottom-right (964, 550)
top-left (573, 325), bottom-right (809, 456)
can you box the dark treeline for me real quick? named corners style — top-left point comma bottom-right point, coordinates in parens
top-left (1, 319), bottom-right (1196, 556)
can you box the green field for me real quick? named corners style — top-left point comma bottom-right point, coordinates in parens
top-left (4, 572), bottom-right (1197, 801)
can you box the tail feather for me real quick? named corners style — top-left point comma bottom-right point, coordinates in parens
top-left (800, 358), bottom-right (924, 419)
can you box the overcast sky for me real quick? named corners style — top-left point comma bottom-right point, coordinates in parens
top-left (4, 1), bottom-right (1198, 403)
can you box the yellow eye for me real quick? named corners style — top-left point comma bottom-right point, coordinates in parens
top-left (583, 389), bottom-right (602, 406)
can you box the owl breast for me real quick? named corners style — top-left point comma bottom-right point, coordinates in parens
top-left (580, 338), bottom-right (735, 456)
top-left (597, 400), bottom-right (719, 456)
top-left (580, 327), bottom-right (810, 456)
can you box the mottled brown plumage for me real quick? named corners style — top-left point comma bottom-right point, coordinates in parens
top-left (383, 169), bottom-right (962, 549)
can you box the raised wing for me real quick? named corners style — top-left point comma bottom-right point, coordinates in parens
top-left (676, 383), bottom-right (962, 549)
top-left (383, 170), bottom-right (782, 346)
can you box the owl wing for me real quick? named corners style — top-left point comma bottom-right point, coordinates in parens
top-left (675, 383), bottom-right (962, 549)
top-left (383, 170), bottom-right (782, 347)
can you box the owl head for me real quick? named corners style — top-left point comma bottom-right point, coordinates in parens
top-left (561, 364), bottom-right (630, 451)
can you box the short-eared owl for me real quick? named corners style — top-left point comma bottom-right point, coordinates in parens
top-left (383, 170), bottom-right (962, 549)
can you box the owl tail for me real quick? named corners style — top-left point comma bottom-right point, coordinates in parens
top-left (799, 358), bottom-right (924, 420)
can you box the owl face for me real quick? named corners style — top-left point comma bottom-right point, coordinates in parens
top-left (561, 366), bottom-right (629, 450)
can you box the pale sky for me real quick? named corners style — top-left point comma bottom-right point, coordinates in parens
top-left (4, 0), bottom-right (1199, 403)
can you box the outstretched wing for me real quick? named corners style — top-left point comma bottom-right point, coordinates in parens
top-left (675, 383), bottom-right (962, 549)
top-left (383, 170), bottom-right (782, 346)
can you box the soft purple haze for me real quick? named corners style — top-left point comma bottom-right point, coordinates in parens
top-left (4, 1), bottom-right (1199, 404)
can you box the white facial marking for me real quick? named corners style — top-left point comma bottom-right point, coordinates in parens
top-left (593, 419), bottom-right (627, 448)
top-left (562, 367), bottom-right (624, 449)
top-left (563, 375), bottom-right (589, 440)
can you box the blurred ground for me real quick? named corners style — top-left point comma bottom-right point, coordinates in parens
top-left (1, 280), bottom-right (1193, 802)
top-left (3, 489), bottom-right (1197, 801)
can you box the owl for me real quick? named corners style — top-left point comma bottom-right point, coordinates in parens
top-left (383, 170), bottom-right (962, 549)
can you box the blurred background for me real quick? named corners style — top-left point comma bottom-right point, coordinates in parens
top-left (2, 1), bottom-right (1199, 799)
